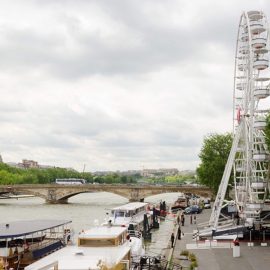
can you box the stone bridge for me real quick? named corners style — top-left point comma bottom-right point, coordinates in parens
top-left (0, 184), bottom-right (213, 204)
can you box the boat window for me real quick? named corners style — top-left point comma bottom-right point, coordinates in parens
top-left (128, 224), bottom-right (135, 231)
top-left (115, 211), bottom-right (125, 217)
top-left (78, 238), bottom-right (116, 247)
top-left (125, 211), bottom-right (131, 217)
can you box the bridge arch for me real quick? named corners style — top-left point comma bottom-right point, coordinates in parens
top-left (56, 190), bottom-right (130, 203)
top-left (138, 188), bottom-right (212, 202)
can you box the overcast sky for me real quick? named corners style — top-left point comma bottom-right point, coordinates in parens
top-left (0, 0), bottom-right (269, 172)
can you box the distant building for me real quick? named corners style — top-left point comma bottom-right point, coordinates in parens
top-left (18, 159), bottom-right (39, 169)
top-left (92, 168), bottom-right (181, 178)
top-left (6, 160), bottom-right (40, 169)
top-left (6, 159), bottom-right (75, 171)
top-left (141, 168), bottom-right (179, 178)
top-left (120, 170), bottom-right (141, 176)
top-left (93, 171), bottom-right (115, 176)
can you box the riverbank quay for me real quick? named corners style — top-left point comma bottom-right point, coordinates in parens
top-left (169, 209), bottom-right (270, 270)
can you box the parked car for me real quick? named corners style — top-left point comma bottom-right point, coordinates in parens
top-left (203, 199), bottom-right (211, 209)
top-left (204, 202), bottom-right (211, 209)
top-left (184, 205), bottom-right (202, 214)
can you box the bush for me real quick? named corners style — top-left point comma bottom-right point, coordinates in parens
top-left (189, 253), bottom-right (196, 262)
top-left (180, 250), bottom-right (189, 256)
top-left (180, 250), bottom-right (198, 270)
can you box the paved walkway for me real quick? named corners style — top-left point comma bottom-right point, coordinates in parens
top-left (170, 210), bottom-right (207, 269)
top-left (170, 209), bottom-right (270, 270)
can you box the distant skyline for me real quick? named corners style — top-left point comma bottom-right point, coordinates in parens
top-left (0, 0), bottom-right (270, 171)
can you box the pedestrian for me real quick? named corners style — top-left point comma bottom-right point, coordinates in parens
top-left (190, 214), bottom-right (193, 225)
top-left (177, 215), bottom-right (180, 225)
top-left (194, 215), bottom-right (196, 225)
top-left (178, 226), bottom-right (181, 240)
top-left (170, 233), bottom-right (175, 248)
top-left (181, 214), bottom-right (185, 226)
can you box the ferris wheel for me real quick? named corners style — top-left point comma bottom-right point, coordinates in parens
top-left (209, 11), bottom-right (270, 231)
top-left (233, 11), bottom-right (270, 226)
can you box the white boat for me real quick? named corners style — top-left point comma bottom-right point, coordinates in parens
top-left (0, 220), bottom-right (72, 270)
top-left (103, 202), bottom-right (150, 260)
top-left (25, 226), bottom-right (134, 270)
top-left (105, 202), bottom-right (152, 231)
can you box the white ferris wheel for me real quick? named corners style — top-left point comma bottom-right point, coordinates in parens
top-left (233, 10), bottom-right (270, 226)
top-left (209, 11), bottom-right (270, 231)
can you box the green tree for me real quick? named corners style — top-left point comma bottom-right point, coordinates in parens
top-left (197, 133), bottom-right (233, 194)
top-left (265, 114), bottom-right (270, 149)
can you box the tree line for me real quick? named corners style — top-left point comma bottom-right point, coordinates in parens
top-left (0, 163), bottom-right (137, 185)
top-left (147, 174), bottom-right (196, 184)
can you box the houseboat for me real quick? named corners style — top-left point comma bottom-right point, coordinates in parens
top-left (105, 202), bottom-right (152, 231)
top-left (0, 219), bottom-right (71, 270)
top-left (25, 226), bottom-right (135, 270)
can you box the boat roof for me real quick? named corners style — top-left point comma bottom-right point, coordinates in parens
top-left (80, 226), bottom-right (127, 239)
top-left (0, 220), bottom-right (71, 239)
top-left (25, 245), bottom-right (130, 270)
top-left (111, 202), bottom-right (148, 211)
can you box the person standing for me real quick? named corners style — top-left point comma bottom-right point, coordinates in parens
top-left (190, 214), bottom-right (193, 225)
top-left (181, 213), bottom-right (185, 226)
top-left (178, 226), bottom-right (182, 240)
top-left (194, 215), bottom-right (197, 225)
top-left (171, 233), bottom-right (175, 248)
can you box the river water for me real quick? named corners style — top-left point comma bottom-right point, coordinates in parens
top-left (0, 192), bottom-right (180, 256)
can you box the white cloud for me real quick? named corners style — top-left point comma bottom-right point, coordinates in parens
top-left (0, 0), bottom-right (269, 171)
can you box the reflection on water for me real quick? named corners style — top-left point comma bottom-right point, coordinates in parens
top-left (0, 191), bottom-right (180, 255)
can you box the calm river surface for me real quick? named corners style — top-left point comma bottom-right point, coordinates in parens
top-left (0, 192), bottom-right (180, 255)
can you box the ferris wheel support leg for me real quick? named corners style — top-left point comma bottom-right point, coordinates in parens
top-left (209, 122), bottom-right (244, 229)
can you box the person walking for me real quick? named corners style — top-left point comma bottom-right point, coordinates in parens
top-left (171, 233), bottom-right (175, 248)
top-left (194, 215), bottom-right (197, 225)
top-left (178, 226), bottom-right (182, 240)
top-left (190, 214), bottom-right (193, 225)
top-left (181, 213), bottom-right (185, 226)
